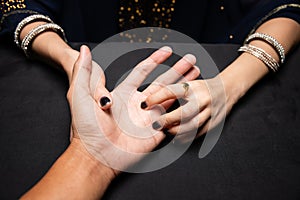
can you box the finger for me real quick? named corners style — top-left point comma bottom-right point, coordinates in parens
top-left (67, 45), bottom-right (93, 111)
top-left (177, 66), bottom-right (201, 83)
top-left (167, 108), bottom-right (211, 135)
top-left (196, 120), bottom-right (210, 137)
top-left (157, 66), bottom-right (201, 110)
top-left (173, 119), bottom-right (210, 144)
top-left (121, 46), bottom-right (172, 88)
top-left (69, 45), bottom-right (93, 95)
top-left (143, 54), bottom-right (197, 96)
top-left (94, 86), bottom-right (113, 110)
top-left (141, 82), bottom-right (190, 110)
top-left (151, 102), bottom-right (200, 131)
top-left (90, 61), bottom-right (113, 110)
top-left (90, 61), bottom-right (106, 93)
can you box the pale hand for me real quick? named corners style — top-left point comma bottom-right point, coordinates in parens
top-left (143, 77), bottom-right (229, 141)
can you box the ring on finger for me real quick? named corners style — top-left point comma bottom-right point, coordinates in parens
top-left (182, 82), bottom-right (189, 97)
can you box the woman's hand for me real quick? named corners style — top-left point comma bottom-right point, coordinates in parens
top-left (67, 45), bottom-right (200, 172)
top-left (141, 76), bottom-right (230, 140)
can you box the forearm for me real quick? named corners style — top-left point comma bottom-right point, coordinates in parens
top-left (220, 17), bottom-right (300, 105)
top-left (20, 21), bottom-right (79, 79)
top-left (21, 138), bottom-right (115, 200)
top-left (0, 1), bottom-right (75, 78)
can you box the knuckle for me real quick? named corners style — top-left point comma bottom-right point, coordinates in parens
top-left (165, 85), bottom-right (177, 98)
top-left (181, 105), bottom-right (194, 118)
top-left (164, 88), bottom-right (175, 99)
top-left (164, 113), bottom-right (177, 127)
top-left (204, 93), bottom-right (212, 104)
top-left (146, 94), bottom-right (158, 106)
top-left (148, 87), bottom-right (174, 105)
top-left (180, 108), bottom-right (189, 119)
top-left (136, 65), bottom-right (150, 77)
top-left (164, 114), bottom-right (173, 126)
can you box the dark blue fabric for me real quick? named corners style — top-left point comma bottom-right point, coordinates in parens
top-left (0, 0), bottom-right (62, 41)
top-left (70, 0), bottom-right (300, 43)
top-left (227, 0), bottom-right (300, 43)
top-left (0, 0), bottom-right (299, 43)
top-left (171, 0), bottom-right (300, 43)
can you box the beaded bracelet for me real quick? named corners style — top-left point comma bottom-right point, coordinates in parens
top-left (238, 44), bottom-right (280, 72)
top-left (14, 14), bottom-right (53, 48)
top-left (245, 33), bottom-right (285, 64)
top-left (21, 23), bottom-right (67, 57)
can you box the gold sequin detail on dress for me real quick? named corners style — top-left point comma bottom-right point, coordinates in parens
top-left (0, 0), bottom-right (26, 14)
top-left (118, 0), bottom-right (176, 43)
top-left (119, 0), bottom-right (176, 31)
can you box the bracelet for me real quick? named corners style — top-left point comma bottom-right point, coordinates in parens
top-left (238, 44), bottom-right (280, 72)
top-left (245, 33), bottom-right (285, 64)
top-left (21, 23), bottom-right (67, 57)
top-left (14, 14), bottom-right (53, 48)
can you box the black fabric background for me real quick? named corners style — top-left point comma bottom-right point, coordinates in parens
top-left (0, 43), bottom-right (299, 199)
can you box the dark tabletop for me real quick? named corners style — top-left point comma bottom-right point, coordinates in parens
top-left (0, 42), bottom-right (299, 200)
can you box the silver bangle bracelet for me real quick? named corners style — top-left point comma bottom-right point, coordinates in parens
top-left (14, 14), bottom-right (53, 48)
top-left (238, 44), bottom-right (280, 72)
top-left (245, 32), bottom-right (285, 64)
top-left (21, 23), bottom-right (67, 57)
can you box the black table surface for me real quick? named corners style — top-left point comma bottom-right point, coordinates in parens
top-left (0, 42), bottom-right (299, 200)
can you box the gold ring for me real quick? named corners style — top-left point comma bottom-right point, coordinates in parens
top-left (182, 82), bottom-right (189, 97)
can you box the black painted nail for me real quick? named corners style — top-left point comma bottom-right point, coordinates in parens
top-left (100, 97), bottom-right (111, 107)
top-left (141, 101), bottom-right (148, 109)
top-left (163, 130), bottom-right (173, 137)
top-left (152, 121), bottom-right (162, 130)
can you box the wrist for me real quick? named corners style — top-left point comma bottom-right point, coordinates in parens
top-left (59, 48), bottom-right (79, 80)
top-left (218, 67), bottom-right (246, 108)
top-left (24, 23), bottom-right (78, 80)
top-left (219, 53), bottom-right (269, 107)
top-left (21, 138), bottom-right (117, 199)
top-left (69, 138), bottom-right (117, 182)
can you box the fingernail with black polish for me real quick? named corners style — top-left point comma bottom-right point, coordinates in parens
top-left (152, 121), bottom-right (162, 130)
top-left (141, 101), bottom-right (148, 109)
top-left (100, 97), bottom-right (111, 107)
top-left (163, 130), bottom-right (173, 137)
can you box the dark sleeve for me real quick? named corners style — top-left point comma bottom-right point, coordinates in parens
top-left (0, 0), bottom-right (62, 42)
top-left (229, 0), bottom-right (300, 44)
top-left (271, 3), bottom-right (300, 24)
top-left (249, 0), bottom-right (300, 33)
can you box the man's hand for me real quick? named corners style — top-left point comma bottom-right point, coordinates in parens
top-left (68, 45), bottom-right (200, 172)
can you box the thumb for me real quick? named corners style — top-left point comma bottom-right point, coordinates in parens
top-left (89, 59), bottom-right (113, 111)
top-left (69, 45), bottom-right (92, 97)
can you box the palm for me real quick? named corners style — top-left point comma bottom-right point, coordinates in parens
top-left (69, 46), bottom-right (199, 171)
top-left (108, 83), bottom-right (164, 152)
top-left (88, 69), bottom-right (167, 170)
